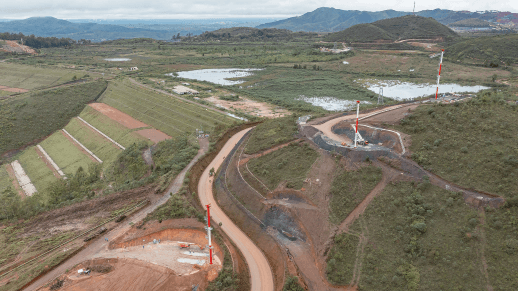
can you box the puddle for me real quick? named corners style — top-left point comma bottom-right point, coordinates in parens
top-left (226, 112), bottom-right (248, 121)
top-left (104, 58), bottom-right (131, 61)
top-left (356, 79), bottom-right (489, 100)
top-left (182, 251), bottom-right (209, 257)
top-left (166, 68), bottom-right (262, 86)
top-left (177, 258), bottom-right (206, 265)
top-left (342, 61), bottom-right (349, 64)
top-left (297, 96), bottom-right (371, 111)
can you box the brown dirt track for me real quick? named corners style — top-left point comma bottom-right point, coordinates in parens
top-left (88, 103), bottom-right (148, 129)
top-left (0, 85), bottom-right (29, 93)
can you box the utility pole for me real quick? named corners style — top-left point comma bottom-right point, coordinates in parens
top-left (205, 204), bottom-right (213, 265)
top-left (354, 101), bottom-right (360, 148)
top-left (413, 2), bottom-right (416, 16)
top-left (435, 49), bottom-right (445, 99)
top-left (378, 88), bottom-right (384, 105)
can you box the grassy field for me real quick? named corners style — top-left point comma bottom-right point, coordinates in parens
top-left (17, 146), bottom-right (58, 193)
top-left (248, 143), bottom-right (319, 190)
top-left (359, 181), bottom-right (485, 291)
top-left (395, 93), bottom-right (518, 198)
top-left (79, 106), bottom-right (148, 148)
top-left (326, 232), bottom-right (359, 285)
top-left (0, 80), bottom-right (108, 155)
top-left (0, 165), bottom-right (11, 193)
top-left (0, 62), bottom-right (85, 90)
top-left (329, 165), bottom-right (382, 224)
top-left (39, 131), bottom-right (94, 176)
top-left (244, 116), bottom-right (298, 154)
top-left (64, 118), bottom-right (123, 164)
top-left (99, 79), bottom-right (236, 137)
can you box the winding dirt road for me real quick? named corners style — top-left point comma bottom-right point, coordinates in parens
top-left (197, 128), bottom-right (274, 291)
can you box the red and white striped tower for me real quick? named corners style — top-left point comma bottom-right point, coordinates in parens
top-left (435, 49), bottom-right (445, 99)
top-left (205, 204), bottom-right (213, 265)
top-left (354, 100), bottom-right (360, 148)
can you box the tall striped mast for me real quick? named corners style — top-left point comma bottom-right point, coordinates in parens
top-left (205, 204), bottom-right (213, 265)
top-left (354, 101), bottom-right (360, 148)
top-left (435, 49), bottom-right (445, 99)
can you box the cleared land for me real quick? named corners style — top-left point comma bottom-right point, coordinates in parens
top-left (17, 146), bottom-right (58, 194)
top-left (64, 118), bottom-right (122, 163)
top-left (0, 62), bottom-right (83, 90)
top-left (79, 105), bottom-right (149, 148)
top-left (99, 80), bottom-right (236, 137)
top-left (39, 131), bottom-right (94, 176)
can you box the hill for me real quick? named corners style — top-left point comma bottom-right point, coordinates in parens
top-left (195, 27), bottom-right (317, 41)
top-left (325, 15), bottom-right (458, 42)
top-left (449, 18), bottom-right (492, 27)
top-left (0, 17), bottom-right (173, 42)
top-left (446, 34), bottom-right (518, 65)
top-left (258, 7), bottom-right (505, 32)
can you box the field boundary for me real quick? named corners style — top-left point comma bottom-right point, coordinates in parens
top-left (61, 129), bottom-right (103, 163)
top-left (76, 116), bottom-right (126, 150)
top-left (36, 145), bottom-right (66, 178)
top-left (10, 160), bottom-right (37, 196)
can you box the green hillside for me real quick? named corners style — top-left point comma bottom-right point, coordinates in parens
top-left (195, 27), bottom-right (317, 41)
top-left (326, 15), bottom-right (458, 43)
top-left (324, 23), bottom-right (395, 42)
top-left (449, 18), bottom-right (492, 27)
top-left (446, 34), bottom-right (518, 66)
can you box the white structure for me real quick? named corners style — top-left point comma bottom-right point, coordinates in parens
top-left (173, 85), bottom-right (199, 95)
top-left (129, 67), bottom-right (139, 71)
top-left (37, 145), bottom-right (66, 179)
top-left (11, 160), bottom-right (37, 196)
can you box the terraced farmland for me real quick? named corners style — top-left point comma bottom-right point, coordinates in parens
top-left (0, 165), bottom-right (11, 193)
top-left (79, 106), bottom-right (149, 148)
top-left (17, 147), bottom-right (58, 193)
top-left (64, 118), bottom-right (123, 163)
top-left (99, 80), bottom-right (236, 137)
top-left (40, 131), bottom-right (95, 176)
top-left (0, 62), bottom-right (83, 90)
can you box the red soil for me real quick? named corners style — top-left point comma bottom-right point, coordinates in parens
top-left (134, 129), bottom-right (171, 143)
top-left (88, 103), bottom-right (148, 129)
top-left (0, 85), bottom-right (29, 93)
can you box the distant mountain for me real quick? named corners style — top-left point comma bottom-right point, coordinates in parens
top-left (325, 15), bottom-right (458, 42)
top-left (449, 18), bottom-right (492, 27)
top-left (257, 7), bottom-right (501, 32)
top-left (0, 17), bottom-right (173, 41)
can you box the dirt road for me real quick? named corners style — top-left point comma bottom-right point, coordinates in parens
top-left (197, 128), bottom-right (274, 291)
top-left (24, 140), bottom-right (208, 291)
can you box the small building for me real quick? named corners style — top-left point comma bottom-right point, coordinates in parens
top-left (129, 67), bottom-right (139, 71)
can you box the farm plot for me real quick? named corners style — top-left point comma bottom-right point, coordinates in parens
top-left (64, 118), bottom-right (123, 163)
top-left (17, 146), bottom-right (59, 194)
top-left (79, 106), bottom-right (150, 148)
top-left (0, 62), bottom-right (82, 90)
top-left (99, 80), bottom-right (236, 137)
top-left (39, 131), bottom-right (95, 176)
top-left (0, 165), bottom-right (12, 193)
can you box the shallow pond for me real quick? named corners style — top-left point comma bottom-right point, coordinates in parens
top-left (297, 96), bottom-right (371, 111)
top-left (167, 68), bottom-right (261, 86)
top-left (356, 79), bottom-right (489, 100)
top-left (104, 58), bottom-right (132, 61)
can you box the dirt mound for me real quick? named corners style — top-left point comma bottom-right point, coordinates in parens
top-left (0, 40), bottom-right (37, 54)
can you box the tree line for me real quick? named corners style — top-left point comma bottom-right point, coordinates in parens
top-left (0, 32), bottom-right (76, 49)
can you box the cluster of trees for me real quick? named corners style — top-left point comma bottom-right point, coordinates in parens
top-left (0, 32), bottom-right (75, 49)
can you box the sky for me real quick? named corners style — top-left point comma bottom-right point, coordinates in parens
top-left (0, 0), bottom-right (516, 19)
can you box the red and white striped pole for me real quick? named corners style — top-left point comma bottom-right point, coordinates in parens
top-left (354, 100), bottom-right (360, 148)
top-left (206, 204), bottom-right (213, 265)
top-left (435, 49), bottom-right (445, 99)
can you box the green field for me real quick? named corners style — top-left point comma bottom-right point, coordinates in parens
top-left (0, 62), bottom-right (84, 90)
top-left (99, 80), bottom-right (236, 137)
top-left (0, 165), bottom-right (11, 193)
top-left (17, 146), bottom-right (58, 193)
top-left (64, 118), bottom-right (123, 164)
top-left (39, 131), bottom-right (94, 176)
top-left (244, 116), bottom-right (298, 154)
top-left (79, 106), bottom-right (148, 148)
top-left (358, 181), bottom-right (485, 290)
top-left (248, 143), bottom-right (319, 190)
top-left (0, 80), bottom-right (108, 155)
top-left (326, 233), bottom-right (359, 285)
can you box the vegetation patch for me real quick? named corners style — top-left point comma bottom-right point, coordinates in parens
top-left (446, 34), bottom-right (518, 66)
top-left (359, 181), bottom-right (485, 290)
top-left (17, 146), bottom-right (58, 193)
top-left (0, 62), bottom-right (85, 90)
top-left (283, 276), bottom-right (305, 291)
top-left (0, 164), bottom-right (12, 193)
top-left (396, 91), bottom-right (518, 198)
top-left (326, 233), bottom-right (359, 285)
top-left (0, 80), bottom-right (107, 155)
top-left (146, 194), bottom-right (203, 222)
top-left (104, 141), bottom-right (149, 186)
top-left (329, 165), bottom-right (382, 224)
top-left (153, 136), bottom-right (199, 175)
top-left (244, 116), bottom-right (298, 154)
top-left (248, 143), bottom-right (319, 190)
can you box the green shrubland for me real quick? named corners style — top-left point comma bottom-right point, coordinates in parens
top-left (326, 233), bottom-right (359, 285)
top-left (283, 276), bottom-right (305, 291)
top-left (245, 116), bottom-right (298, 154)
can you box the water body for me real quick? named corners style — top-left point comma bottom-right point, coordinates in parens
top-left (167, 68), bottom-right (261, 86)
top-left (297, 96), bottom-right (371, 111)
top-left (104, 58), bottom-right (132, 61)
top-left (357, 79), bottom-right (489, 100)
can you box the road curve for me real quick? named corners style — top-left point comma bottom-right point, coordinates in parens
top-left (198, 128), bottom-right (274, 291)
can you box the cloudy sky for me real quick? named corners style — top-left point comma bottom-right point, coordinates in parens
top-left (0, 0), bottom-right (516, 19)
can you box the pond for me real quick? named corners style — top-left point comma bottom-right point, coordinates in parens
top-left (356, 79), bottom-right (490, 100)
top-left (104, 58), bottom-right (132, 61)
top-left (297, 96), bottom-right (371, 111)
top-left (166, 68), bottom-right (261, 86)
